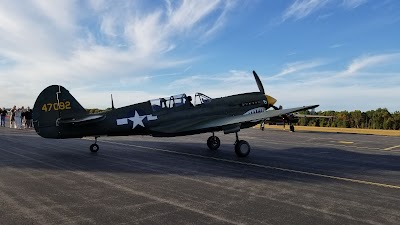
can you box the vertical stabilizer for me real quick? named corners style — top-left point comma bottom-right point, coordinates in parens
top-left (33, 85), bottom-right (87, 138)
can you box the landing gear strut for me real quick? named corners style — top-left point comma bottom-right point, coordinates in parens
top-left (90, 137), bottom-right (99, 153)
top-left (234, 132), bottom-right (250, 157)
top-left (207, 132), bottom-right (220, 150)
top-left (289, 124), bottom-right (295, 132)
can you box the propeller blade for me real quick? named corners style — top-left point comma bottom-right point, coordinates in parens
top-left (253, 70), bottom-right (265, 94)
top-left (111, 94), bottom-right (115, 110)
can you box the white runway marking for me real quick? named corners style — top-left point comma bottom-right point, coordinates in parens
top-left (384, 145), bottom-right (400, 151)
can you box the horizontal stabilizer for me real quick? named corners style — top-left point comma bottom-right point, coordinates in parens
top-left (58, 114), bottom-right (106, 125)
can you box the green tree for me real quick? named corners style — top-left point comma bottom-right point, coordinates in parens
top-left (350, 110), bottom-right (362, 128)
top-left (392, 111), bottom-right (400, 130)
top-left (336, 111), bottom-right (350, 128)
top-left (384, 118), bottom-right (394, 130)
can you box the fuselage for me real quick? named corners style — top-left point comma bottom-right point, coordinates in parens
top-left (41, 92), bottom-right (270, 139)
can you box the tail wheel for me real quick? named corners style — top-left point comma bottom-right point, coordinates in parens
top-left (235, 140), bottom-right (250, 157)
top-left (90, 143), bottom-right (99, 153)
top-left (207, 136), bottom-right (220, 150)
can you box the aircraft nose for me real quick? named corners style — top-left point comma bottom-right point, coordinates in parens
top-left (265, 95), bottom-right (277, 106)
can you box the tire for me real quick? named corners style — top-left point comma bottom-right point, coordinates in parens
top-left (90, 143), bottom-right (99, 153)
top-left (235, 140), bottom-right (250, 157)
top-left (290, 125), bottom-right (295, 132)
top-left (207, 136), bottom-right (220, 150)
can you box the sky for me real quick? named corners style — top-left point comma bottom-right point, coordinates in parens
top-left (0, 0), bottom-right (399, 112)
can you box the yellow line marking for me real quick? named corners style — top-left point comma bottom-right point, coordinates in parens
top-left (384, 145), bottom-right (400, 151)
top-left (97, 139), bottom-right (400, 190)
top-left (338, 141), bottom-right (354, 144)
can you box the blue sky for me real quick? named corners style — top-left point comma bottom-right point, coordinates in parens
top-left (1, 0), bottom-right (399, 111)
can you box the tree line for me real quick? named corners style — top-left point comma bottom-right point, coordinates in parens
top-left (297, 108), bottom-right (400, 130)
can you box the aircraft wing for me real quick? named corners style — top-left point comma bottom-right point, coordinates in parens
top-left (58, 114), bottom-right (106, 125)
top-left (193, 105), bottom-right (319, 130)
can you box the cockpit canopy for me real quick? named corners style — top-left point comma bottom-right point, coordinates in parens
top-left (150, 92), bottom-right (213, 111)
top-left (194, 92), bottom-right (212, 105)
top-left (151, 94), bottom-right (188, 111)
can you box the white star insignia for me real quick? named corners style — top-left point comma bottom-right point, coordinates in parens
top-left (127, 111), bottom-right (146, 129)
top-left (116, 111), bottom-right (158, 129)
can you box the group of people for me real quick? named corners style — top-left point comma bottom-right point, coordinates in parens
top-left (0, 106), bottom-right (33, 129)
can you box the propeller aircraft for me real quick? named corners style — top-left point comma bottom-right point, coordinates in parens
top-left (33, 71), bottom-right (318, 157)
top-left (261, 109), bottom-right (333, 132)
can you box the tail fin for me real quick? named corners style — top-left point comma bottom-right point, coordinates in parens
top-left (33, 85), bottom-right (87, 138)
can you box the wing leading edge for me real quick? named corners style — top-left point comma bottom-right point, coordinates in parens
top-left (193, 105), bottom-right (319, 131)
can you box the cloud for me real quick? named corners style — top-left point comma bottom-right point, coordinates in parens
top-left (270, 60), bottom-right (327, 78)
top-left (0, 0), bottom-right (236, 108)
top-left (329, 43), bottom-right (343, 48)
top-left (342, 53), bottom-right (400, 75)
top-left (168, 70), bottom-right (258, 97)
top-left (282, 0), bottom-right (330, 22)
top-left (245, 52), bottom-right (400, 111)
top-left (281, 0), bottom-right (367, 22)
top-left (341, 0), bottom-right (368, 9)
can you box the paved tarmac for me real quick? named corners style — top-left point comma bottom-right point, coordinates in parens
top-left (0, 126), bottom-right (400, 225)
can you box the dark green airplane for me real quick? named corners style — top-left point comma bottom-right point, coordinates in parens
top-left (33, 71), bottom-right (318, 157)
top-left (261, 109), bottom-right (334, 132)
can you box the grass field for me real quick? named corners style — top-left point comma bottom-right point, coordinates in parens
top-left (257, 124), bottom-right (400, 137)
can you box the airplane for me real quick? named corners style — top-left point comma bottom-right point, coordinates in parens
top-left (260, 108), bottom-right (333, 132)
top-left (32, 71), bottom-right (318, 157)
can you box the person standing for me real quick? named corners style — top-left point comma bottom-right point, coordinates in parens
top-left (21, 106), bottom-right (26, 129)
top-left (0, 108), bottom-right (6, 127)
top-left (25, 107), bottom-right (33, 128)
top-left (10, 106), bottom-right (16, 128)
top-left (15, 107), bottom-right (22, 129)
top-left (0, 107), bottom-right (6, 127)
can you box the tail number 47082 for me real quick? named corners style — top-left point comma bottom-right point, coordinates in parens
top-left (42, 101), bottom-right (71, 112)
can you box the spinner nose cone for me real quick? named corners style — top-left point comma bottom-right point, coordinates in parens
top-left (265, 95), bottom-right (277, 106)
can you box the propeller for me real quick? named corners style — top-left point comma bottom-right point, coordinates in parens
top-left (252, 70), bottom-right (265, 94)
top-left (253, 70), bottom-right (277, 107)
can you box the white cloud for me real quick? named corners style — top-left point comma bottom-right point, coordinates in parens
top-left (213, 53), bottom-right (398, 111)
top-left (329, 43), bottom-right (343, 48)
top-left (0, 0), bottom-right (236, 108)
top-left (342, 53), bottom-right (400, 75)
top-left (270, 60), bottom-right (326, 78)
top-left (281, 0), bottom-right (367, 22)
top-left (342, 0), bottom-right (368, 9)
top-left (282, 0), bottom-right (330, 22)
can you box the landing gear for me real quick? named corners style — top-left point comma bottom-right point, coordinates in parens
top-left (234, 133), bottom-right (250, 157)
top-left (290, 124), bottom-right (295, 132)
top-left (90, 137), bottom-right (99, 153)
top-left (206, 132), bottom-right (251, 157)
top-left (207, 133), bottom-right (220, 150)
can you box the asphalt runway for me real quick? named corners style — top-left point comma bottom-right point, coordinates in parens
top-left (1, 126), bottom-right (400, 225)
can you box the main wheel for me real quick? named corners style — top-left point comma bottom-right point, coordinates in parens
top-left (290, 124), bottom-right (295, 132)
top-left (235, 140), bottom-right (250, 157)
top-left (207, 136), bottom-right (220, 150)
top-left (90, 143), bottom-right (99, 152)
